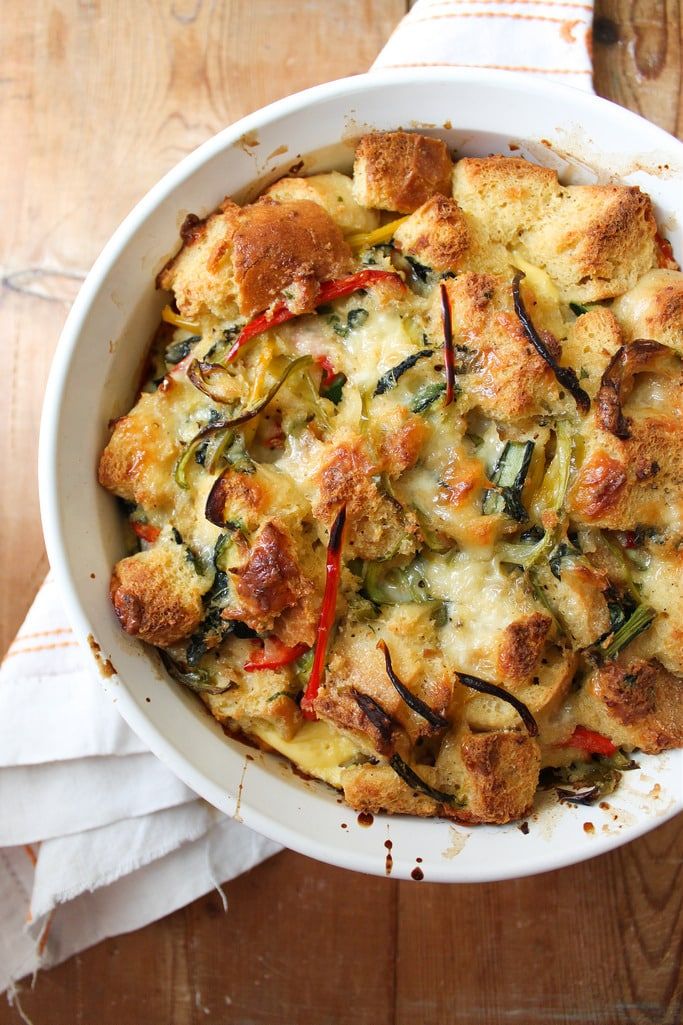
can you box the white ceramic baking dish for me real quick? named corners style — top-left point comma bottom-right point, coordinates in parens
top-left (39, 69), bottom-right (683, 882)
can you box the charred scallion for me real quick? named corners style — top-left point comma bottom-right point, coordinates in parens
top-left (352, 690), bottom-right (396, 748)
top-left (512, 273), bottom-right (590, 415)
top-left (374, 349), bottom-right (434, 396)
top-left (389, 754), bottom-right (463, 806)
top-left (457, 672), bottom-right (538, 736)
top-left (482, 440), bottom-right (534, 521)
top-left (440, 281), bottom-right (456, 406)
top-left (377, 640), bottom-right (449, 728)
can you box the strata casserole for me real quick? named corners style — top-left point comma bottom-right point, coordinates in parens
top-left (98, 131), bottom-right (683, 824)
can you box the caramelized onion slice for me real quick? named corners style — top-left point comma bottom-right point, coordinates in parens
top-left (596, 339), bottom-right (673, 439)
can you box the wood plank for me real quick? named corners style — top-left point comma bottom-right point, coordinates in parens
top-left (395, 814), bottom-right (683, 1025)
top-left (4, 852), bottom-right (398, 1025)
top-left (592, 0), bottom-right (682, 135)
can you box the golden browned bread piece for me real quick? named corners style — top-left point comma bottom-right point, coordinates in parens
top-left (158, 198), bottom-right (353, 320)
top-left (157, 199), bottom-right (242, 320)
top-left (452, 156), bottom-right (659, 301)
top-left (203, 637), bottom-right (304, 741)
top-left (341, 763), bottom-right (440, 817)
top-left (230, 199), bottom-right (353, 316)
top-left (204, 464), bottom-right (306, 534)
top-left (109, 541), bottom-right (209, 647)
top-left (435, 727), bottom-right (541, 824)
top-left (574, 658), bottom-right (683, 754)
top-left (496, 612), bottom-right (552, 685)
top-left (312, 436), bottom-right (419, 560)
top-left (353, 131), bottom-right (453, 213)
top-left (562, 307), bottom-right (624, 399)
top-left (452, 156), bottom-right (560, 244)
top-left (464, 647), bottom-right (576, 733)
top-left (263, 171), bottom-right (380, 234)
top-left (315, 608), bottom-right (452, 750)
top-left (98, 394), bottom-right (182, 511)
top-left (434, 272), bottom-right (561, 420)
top-left (569, 415), bottom-right (683, 532)
top-left (612, 269), bottom-right (683, 349)
top-left (372, 405), bottom-right (429, 478)
top-left (225, 520), bottom-right (316, 637)
top-left (393, 194), bottom-right (472, 272)
top-left (523, 184), bottom-right (658, 302)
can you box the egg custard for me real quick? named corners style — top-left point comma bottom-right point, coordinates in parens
top-left (99, 131), bottom-right (683, 824)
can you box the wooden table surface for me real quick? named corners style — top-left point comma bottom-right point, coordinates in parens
top-left (2, 2), bottom-right (682, 1023)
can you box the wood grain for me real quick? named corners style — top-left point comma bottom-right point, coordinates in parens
top-left (1, 2), bottom-right (682, 1024)
top-left (593, 0), bottom-right (682, 135)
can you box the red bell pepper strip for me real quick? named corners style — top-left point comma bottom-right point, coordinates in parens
top-left (243, 637), bottom-right (309, 672)
top-left (655, 232), bottom-right (675, 268)
top-left (131, 521), bottom-right (160, 543)
top-left (440, 280), bottom-right (456, 407)
top-left (315, 355), bottom-right (337, 387)
top-left (558, 725), bottom-right (617, 757)
top-left (226, 270), bottom-right (405, 363)
top-left (301, 505), bottom-right (347, 720)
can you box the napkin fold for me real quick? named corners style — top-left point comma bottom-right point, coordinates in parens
top-left (2, 0), bottom-right (594, 996)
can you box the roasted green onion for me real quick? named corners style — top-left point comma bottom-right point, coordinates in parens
top-left (377, 640), bottom-right (449, 728)
top-left (374, 349), bottom-right (434, 396)
top-left (410, 381), bottom-right (446, 414)
top-left (513, 273), bottom-right (590, 415)
top-left (457, 672), bottom-right (538, 736)
top-left (602, 605), bottom-right (655, 660)
top-left (497, 420), bottom-right (572, 570)
top-left (482, 440), bottom-right (534, 520)
top-left (389, 754), bottom-right (463, 806)
top-left (159, 651), bottom-right (230, 695)
top-left (440, 281), bottom-right (456, 406)
top-left (363, 560), bottom-right (432, 605)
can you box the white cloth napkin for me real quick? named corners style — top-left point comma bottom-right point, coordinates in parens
top-left (2, 0), bottom-right (594, 997)
top-left (373, 0), bottom-right (594, 89)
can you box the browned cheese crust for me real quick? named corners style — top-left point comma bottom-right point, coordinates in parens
top-left (353, 131), bottom-right (454, 213)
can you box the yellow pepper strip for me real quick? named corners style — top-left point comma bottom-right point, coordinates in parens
top-left (161, 304), bottom-right (201, 334)
top-left (346, 216), bottom-right (410, 252)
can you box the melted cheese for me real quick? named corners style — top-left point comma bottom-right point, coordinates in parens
top-left (250, 719), bottom-right (361, 788)
top-left (423, 553), bottom-right (534, 680)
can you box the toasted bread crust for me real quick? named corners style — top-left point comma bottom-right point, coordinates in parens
top-left (353, 131), bottom-right (453, 213)
top-left (110, 543), bottom-right (207, 647)
top-left (497, 612), bottom-right (552, 684)
top-left (393, 194), bottom-right (472, 271)
top-left (231, 199), bottom-right (353, 316)
top-left (456, 730), bottom-right (541, 824)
